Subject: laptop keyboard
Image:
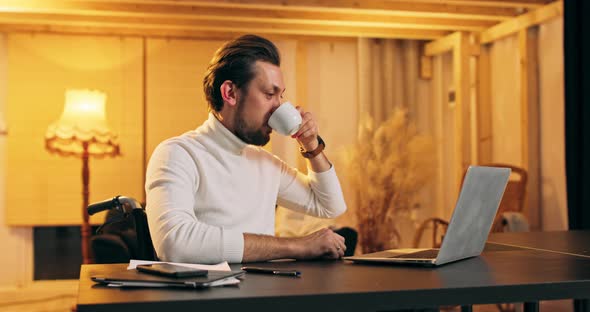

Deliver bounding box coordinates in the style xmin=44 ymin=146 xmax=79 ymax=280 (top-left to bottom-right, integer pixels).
xmin=390 ymin=249 xmax=439 ymax=259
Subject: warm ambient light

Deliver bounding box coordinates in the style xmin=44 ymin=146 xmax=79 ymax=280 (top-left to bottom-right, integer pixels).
xmin=45 ymin=89 xmax=120 ymax=264
xmin=45 ymin=89 xmax=119 ymax=156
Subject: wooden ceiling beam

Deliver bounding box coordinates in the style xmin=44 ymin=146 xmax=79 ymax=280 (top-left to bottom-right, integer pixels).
xmin=480 ymin=0 xmax=562 ymax=43
xmin=178 ymin=0 xmax=520 ymax=19
xmin=35 ymin=6 xmax=497 ymax=31
xmin=402 ymin=0 xmax=551 ymax=9
xmin=0 ymin=14 xmax=449 ymax=40
xmin=0 ymin=0 xmax=562 ymax=40
xmin=0 ymin=21 xmax=360 ymax=42
xmin=424 ymin=31 xmax=461 ymax=55
xmin=0 ymin=0 xmax=521 ymax=21
xmin=0 ymin=8 xmax=495 ymax=32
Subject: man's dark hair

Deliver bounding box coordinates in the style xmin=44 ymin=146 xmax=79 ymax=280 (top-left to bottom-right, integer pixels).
xmin=203 ymin=34 xmax=281 ymax=112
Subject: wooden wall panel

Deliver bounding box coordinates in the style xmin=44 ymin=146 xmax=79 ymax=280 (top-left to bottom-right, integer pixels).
xmin=417 ymin=49 xmax=457 ymax=231
xmin=538 ymin=17 xmax=567 ymax=230
xmin=431 ymin=55 xmax=445 ymax=220
xmin=440 ymin=52 xmax=458 ymax=220
xmin=269 ymin=39 xmax=300 ymax=236
xmin=519 ymin=27 xmax=542 ymax=230
xmin=145 ymin=39 xmax=222 ymax=163
xmin=0 ymin=34 xmax=32 ymax=287
xmin=484 ymin=17 xmax=564 ymax=231
xmin=269 ymin=39 xmax=299 ymax=170
xmin=453 ymin=32 xmax=472 ymax=192
xmin=489 ymin=34 xmax=521 ymax=165
xmin=5 ymin=34 xmax=144 ymax=225
xmin=477 ymin=45 xmax=493 ymax=165
xmin=402 ymin=40 xmax=438 ymax=243
xmin=277 ymin=39 xmax=358 ymax=237
xmin=313 ymin=40 xmax=358 ymax=233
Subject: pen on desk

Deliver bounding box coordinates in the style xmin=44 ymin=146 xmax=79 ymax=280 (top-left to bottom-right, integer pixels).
xmin=241 ymin=266 xmax=301 ymax=277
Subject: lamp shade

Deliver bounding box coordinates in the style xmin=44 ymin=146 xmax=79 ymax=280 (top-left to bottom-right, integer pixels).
xmin=45 ymin=89 xmax=120 ymax=157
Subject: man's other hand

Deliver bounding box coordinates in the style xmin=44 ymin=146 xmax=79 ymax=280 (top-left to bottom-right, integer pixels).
xmin=293 ymin=228 xmax=346 ymax=259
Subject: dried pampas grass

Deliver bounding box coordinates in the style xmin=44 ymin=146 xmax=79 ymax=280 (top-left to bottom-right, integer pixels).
xmin=344 ymin=108 xmax=435 ymax=253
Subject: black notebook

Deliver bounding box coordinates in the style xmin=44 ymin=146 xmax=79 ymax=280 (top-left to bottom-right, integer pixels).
xmin=92 ymin=269 xmax=244 ymax=289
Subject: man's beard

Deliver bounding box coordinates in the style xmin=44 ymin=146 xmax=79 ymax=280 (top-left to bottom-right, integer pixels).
xmin=233 ymin=97 xmax=271 ymax=146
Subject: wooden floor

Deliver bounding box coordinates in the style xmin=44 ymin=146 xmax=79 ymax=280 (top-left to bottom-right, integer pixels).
xmin=0 ymin=280 xmax=78 ymax=312
xmin=0 ymin=280 xmax=573 ymax=312
xmin=455 ymin=302 xmax=573 ymax=312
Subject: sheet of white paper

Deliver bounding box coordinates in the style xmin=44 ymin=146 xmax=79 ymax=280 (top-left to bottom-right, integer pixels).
xmin=128 ymin=259 xmax=231 ymax=271
xmin=208 ymin=276 xmax=241 ymax=287
xmin=127 ymin=259 xmax=238 ymax=287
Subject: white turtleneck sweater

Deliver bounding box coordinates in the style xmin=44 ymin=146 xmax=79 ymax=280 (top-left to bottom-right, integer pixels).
xmin=145 ymin=114 xmax=347 ymax=264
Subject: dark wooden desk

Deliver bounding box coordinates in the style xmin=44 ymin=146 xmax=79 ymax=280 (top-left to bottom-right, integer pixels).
xmin=489 ymin=230 xmax=590 ymax=257
xmin=488 ymin=230 xmax=590 ymax=312
xmin=77 ymin=248 xmax=590 ymax=312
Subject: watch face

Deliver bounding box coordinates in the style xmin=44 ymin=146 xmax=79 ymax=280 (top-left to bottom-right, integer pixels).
xmin=317 ymin=135 xmax=324 ymax=145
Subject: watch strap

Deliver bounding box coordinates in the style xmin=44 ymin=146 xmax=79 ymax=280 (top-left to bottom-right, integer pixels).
xmin=300 ymin=135 xmax=325 ymax=159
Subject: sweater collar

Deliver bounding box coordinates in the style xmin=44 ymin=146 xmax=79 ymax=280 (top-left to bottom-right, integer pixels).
xmin=207 ymin=113 xmax=248 ymax=155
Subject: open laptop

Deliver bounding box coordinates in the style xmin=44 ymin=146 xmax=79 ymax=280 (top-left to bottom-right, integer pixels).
xmin=344 ymin=166 xmax=510 ymax=266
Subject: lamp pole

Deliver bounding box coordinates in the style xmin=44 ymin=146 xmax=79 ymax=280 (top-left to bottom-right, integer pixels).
xmin=81 ymin=141 xmax=91 ymax=264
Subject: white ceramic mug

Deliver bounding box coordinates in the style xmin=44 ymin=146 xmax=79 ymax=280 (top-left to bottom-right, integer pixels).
xmin=268 ymin=102 xmax=302 ymax=136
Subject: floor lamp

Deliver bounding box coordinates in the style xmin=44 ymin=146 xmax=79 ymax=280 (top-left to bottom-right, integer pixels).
xmin=45 ymin=89 xmax=120 ymax=264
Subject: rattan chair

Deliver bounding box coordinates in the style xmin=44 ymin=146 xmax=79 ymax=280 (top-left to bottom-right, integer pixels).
xmin=461 ymin=164 xmax=528 ymax=233
xmin=412 ymin=217 xmax=449 ymax=248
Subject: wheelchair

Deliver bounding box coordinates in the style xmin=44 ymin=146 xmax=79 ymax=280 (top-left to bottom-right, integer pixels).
xmin=88 ymin=196 xmax=157 ymax=263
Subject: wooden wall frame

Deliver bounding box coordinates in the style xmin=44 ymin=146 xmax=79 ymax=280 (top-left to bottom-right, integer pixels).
xmin=422 ymin=1 xmax=561 ymax=201
xmin=423 ymin=31 xmax=480 ymax=196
